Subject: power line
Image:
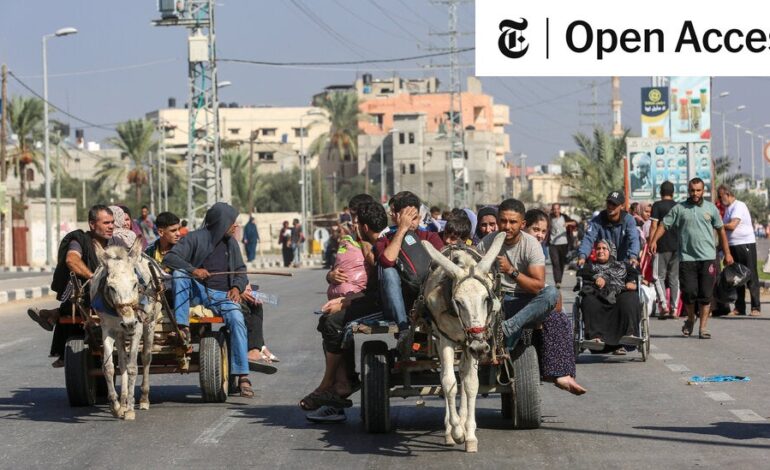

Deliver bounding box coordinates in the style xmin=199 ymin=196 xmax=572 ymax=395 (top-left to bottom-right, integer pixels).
xmin=287 ymin=0 xmax=375 ymax=60
xmin=15 ymin=58 xmax=180 ymax=79
xmin=218 ymin=48 xmax=473 ymax=67
xmin=7 ymin=71 xmax=117 ymax=131
xmin=330 ymin=0 xmax=410 ymax=41
xmin=510 ymin=80 xmax=610 ymax=111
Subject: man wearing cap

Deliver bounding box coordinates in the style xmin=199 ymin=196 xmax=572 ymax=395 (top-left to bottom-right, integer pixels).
xmin=577 ymin=191 xmax=641 ymax=267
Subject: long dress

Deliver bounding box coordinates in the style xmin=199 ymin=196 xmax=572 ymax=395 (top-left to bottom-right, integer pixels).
xmin=579 ymin=261 xmax=641 ymax=345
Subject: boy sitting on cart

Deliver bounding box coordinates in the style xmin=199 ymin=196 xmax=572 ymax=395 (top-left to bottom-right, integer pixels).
xmin=163 ymin=203 xmax=254 ymax=398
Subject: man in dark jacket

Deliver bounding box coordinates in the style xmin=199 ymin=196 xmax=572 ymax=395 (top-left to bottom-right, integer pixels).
xmin=578 ymin=191 xmax=641 ymax=267
xmin=242 ymin=216 xmax=259 ymax=262
xmin=27 ymin=205 xmax=114 ymax=367
xmin=164 ymin=202 xmax=253 ymax=397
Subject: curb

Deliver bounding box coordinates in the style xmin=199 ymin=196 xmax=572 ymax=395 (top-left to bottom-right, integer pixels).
xmin=246 ymin=258 xmax=323 ymax=270
xmin=0 ymin=285 xmax=53 ymax=303
xmin=0 ymin=266 xmax=54 ymax=273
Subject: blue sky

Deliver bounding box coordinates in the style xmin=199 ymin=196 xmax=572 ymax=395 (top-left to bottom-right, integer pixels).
xmin=2 ymin=1 xmax=768 ymax=169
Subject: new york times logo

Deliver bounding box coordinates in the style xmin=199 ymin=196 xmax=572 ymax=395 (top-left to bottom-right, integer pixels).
xmin=498 ymin=18 xmax=529 ymax=59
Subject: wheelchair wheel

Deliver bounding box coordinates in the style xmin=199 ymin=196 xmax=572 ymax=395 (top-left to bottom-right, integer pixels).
xmin=572 ymin=301 xmax=583 ymax=357
xmin=640 ymin=316 xmax=650 ymax=362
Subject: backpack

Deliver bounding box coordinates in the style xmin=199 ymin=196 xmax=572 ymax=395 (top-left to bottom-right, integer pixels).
xmin=395 ymin=230 xmax=433 ymax=294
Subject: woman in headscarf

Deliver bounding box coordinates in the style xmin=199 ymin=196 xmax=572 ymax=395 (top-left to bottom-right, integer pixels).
xmin=633 ymin=201 xmax=652 ymax=242
xmin=108 ymin=205 xmax=138 ymax=250
xmin=578 ymin=239 xmax=642 ymax=354
xmin=475 ymin=205 xmax=498 ymax=243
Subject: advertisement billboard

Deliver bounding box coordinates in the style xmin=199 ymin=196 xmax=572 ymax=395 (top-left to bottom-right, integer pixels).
xmin=641 ymin=87 xmax=669 ymax=139
xmin=669 ymin=77 xmax=711 ymax=142
xmin=627 ymin=138 xmax=713 ymax=201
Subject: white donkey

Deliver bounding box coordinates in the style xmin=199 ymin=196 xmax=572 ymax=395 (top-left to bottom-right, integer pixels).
xmin=421 ymin=233 xmax=506 ymax=453
xmin=91 ymin=242 xmax=163 ymax=420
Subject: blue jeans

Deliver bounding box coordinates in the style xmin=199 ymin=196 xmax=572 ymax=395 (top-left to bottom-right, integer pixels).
xmin=172 ymin=270 xmax=248 ymax=375
xmin=502 ymin=285 xmax=559 ymax=351
xmin=292 ymin=244 xmax=301 ymax=266
xmin=379 ymin=267 xmax=410 ymax=331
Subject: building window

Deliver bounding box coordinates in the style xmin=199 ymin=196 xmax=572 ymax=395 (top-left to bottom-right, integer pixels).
xmin=293 ymin=127 xmax=308 ymax=138
xmin=409 ymin=163 xmax=416 ymax=174
xmin=257 ymin=152 xmax=274 ymax=161
xmin=229 ymin=128 xmax=240 ymax=135
xmin=399 ymin=133 xmax=405 ymax=145
xmin=372 ymin=114 xmax=384 ymax=129
xmin=25 ymin=168 xmax=35 ymax=182
xmin=401 ymin=163 xmax=406 ymax=175
xmin=475 ymin=182 xmax=483 ymax=191
xmin=262 ymin=128 xmax=277 ymax=137
xmin=409 ymin=133 xmax=415 ymax=144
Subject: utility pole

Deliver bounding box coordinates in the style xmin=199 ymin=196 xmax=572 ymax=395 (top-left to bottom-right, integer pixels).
xmin=428 ymin=0 xmax=472 ymax=208
xmin=154 ymin=1 xmax=221 ymax=226
xmin=579 ymin=80 xmax=610 ymax=131
xmin=247 ymin=129 xmax=258 ymax=212
xmin=1 ymin=64 xmax=7 ymax=266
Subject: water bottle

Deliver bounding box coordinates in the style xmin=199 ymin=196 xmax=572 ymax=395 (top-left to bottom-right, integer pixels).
xmin=253 ymin=291 xmax=279 ymax=306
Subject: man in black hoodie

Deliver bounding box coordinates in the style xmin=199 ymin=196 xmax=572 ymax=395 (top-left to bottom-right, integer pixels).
xmin=164 ymin=203 xmax=253 ymax=397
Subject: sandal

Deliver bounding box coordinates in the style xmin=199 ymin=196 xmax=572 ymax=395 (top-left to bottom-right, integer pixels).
xmin=699 ymin=330 xmax=711 ymax=339
xmin=750 ymin=310 xmax=761 ymax=317
xmin=682 ymin=319 xmax=694 ymax=337
xmin=238 ymin=377 xmax=254 ymax=398
xmin=299 ymin=390 xmax=352 ymax=411
xmin=261 ymin=346 xmax=279 ymax=362
xmin=51 ymin=357 xmax=64 ymax=368
xmin=27 ymin=308 xmax=55 ymax=331
xmin=248 ymin=356 xmax=277 ymax=374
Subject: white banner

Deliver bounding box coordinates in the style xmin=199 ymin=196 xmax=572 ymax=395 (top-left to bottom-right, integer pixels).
xmin=476 ymin=0 xmax=770 ymax=76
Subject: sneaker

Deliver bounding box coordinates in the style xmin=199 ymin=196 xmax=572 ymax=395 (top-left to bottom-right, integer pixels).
xmin=306 ymin=406 xmax=346 ymax=423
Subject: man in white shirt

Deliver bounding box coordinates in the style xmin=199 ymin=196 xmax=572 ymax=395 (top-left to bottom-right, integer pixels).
xmin=718 ymin=184 xmax=760 ymax=316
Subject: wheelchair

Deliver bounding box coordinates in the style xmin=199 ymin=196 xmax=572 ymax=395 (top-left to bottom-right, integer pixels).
xmin=572 ymin=274 xmax=651 ymax=362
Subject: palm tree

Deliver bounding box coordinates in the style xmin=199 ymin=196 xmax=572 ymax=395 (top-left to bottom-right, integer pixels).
xmin=308 ymin=91 xmax=363 ymax=211
xmin=222 ymin=149 xmax=257 ymax=212
xmin=7 ymin=96 xmax=45 ymax=205
xmin=96 ymin=119 xmax=157 ymax=207
xmin=561 ymin=127 xmax=630 ymax=213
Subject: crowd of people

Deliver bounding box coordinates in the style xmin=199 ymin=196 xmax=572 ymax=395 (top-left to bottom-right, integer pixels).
xmin=27 ymin=175 xmax=759 ymax=421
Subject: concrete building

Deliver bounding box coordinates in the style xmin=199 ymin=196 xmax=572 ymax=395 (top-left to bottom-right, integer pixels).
xmin=146 ymin=106 xmax=330 ymax=175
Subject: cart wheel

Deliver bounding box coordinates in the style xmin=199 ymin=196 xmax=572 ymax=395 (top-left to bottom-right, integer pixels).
xmin=361 ymin=340 xmax=390 ymax=433
xmin=508 ymin=344 xmax=541 ymax=429
xmin=199 ymin=330 xmax=229 ymax=403
xmin=572 ymin=303 xmax=583 ymax=358
xmin=640 ymin=316 xmax=650 ymax=362
xmin=65 ymin=337 xmax=96 ymax=407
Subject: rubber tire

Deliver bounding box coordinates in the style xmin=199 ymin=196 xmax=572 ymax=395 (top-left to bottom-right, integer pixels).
xmin=64 ymin=337 xmax=96 ymax=407
xmin=361 ymin=340 xmax=390 ymax=433
xmin=509 ymin=344 xmax=541 ymax=429
xmin=640 ymin=316 xmax=650 ymax=362
xmin=572 ymin=302 xmax=582 ymax=358
xmin=199 ymin=330 xmax=229 ymax=403
xmin=501 ymin=392 xmax=512 ymax=419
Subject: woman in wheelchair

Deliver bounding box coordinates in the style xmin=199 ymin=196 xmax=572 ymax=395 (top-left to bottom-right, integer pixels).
xmin=579 ymin=239 xmax=642 ymax=355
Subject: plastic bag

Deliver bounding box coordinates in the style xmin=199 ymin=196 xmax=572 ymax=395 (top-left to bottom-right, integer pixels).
xmin=722 ymin=263 xmax=751 ymax=287
xmin=327 ymin=236 xmax=368 ymax=300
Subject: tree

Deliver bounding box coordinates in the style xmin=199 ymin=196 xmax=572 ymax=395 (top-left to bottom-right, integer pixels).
xmin=7 ymin=96 xmax=44 ymax=206
xmin=561 ymin=127 xmax=630 ymax=213
xmin=96 ymin=119 xmax=157 ymax=207
xmin=308 ymin=91 xmax=364 ymax=211
xmin=223 ymin=149 xmax=257 ymax=213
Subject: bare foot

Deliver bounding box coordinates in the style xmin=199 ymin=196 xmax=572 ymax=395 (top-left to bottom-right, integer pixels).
xmin=247 ymin=349 xmax=266 ymax=362
xmin=554 ymin=376 xmax=587 ymax=395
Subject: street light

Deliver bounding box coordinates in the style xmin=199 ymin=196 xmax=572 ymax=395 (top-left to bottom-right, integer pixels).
xmin=43 ymin=26 xmax=77 ymax=266
xmin=714 ymin=104 xmax=746 ymax=159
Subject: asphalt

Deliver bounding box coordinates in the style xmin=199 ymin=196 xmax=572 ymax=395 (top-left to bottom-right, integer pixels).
xmin=0 ymin=267 xmax=768 ymax=469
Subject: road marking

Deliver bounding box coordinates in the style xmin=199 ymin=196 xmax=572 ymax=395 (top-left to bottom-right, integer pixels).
xmin=730 ymin=409 xmax=766 ymax=422
xmin=0 ymin=337 xmax=31 ymax=351
xmin=666 ymin=363 xmax=690 ymax=372
xmin=652 ymin=353 xmax=672 ymax=361
xmin=705 ymin=391 xmax=734 ymax=402
xmin=194 ymin=412 xmax=239 ymax=445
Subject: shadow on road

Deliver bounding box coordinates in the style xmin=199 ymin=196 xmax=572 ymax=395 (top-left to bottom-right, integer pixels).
xmin=0 ymin=385 xmax=212 ymax=423
xmin=636 ymin=422 xmax=770 ymax=441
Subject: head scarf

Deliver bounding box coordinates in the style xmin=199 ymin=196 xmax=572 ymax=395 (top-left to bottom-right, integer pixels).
xmin=586 ymin=239 xmax=626 ymax=303
xmin=462 ymin=208 xmax=477 ymax=237
xmin=475 ymin=206 xmax=498 ymax=239
xmin=108 ymin=205 xmax=138 ymax=250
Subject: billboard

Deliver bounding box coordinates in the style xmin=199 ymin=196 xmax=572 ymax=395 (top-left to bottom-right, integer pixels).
xmin=627 ymin=138 xmax=713 ymax=201
xmin=641 ymin=87 xmax=669 ymax=139
xmin=669 ymin=77 xmax=711 ymax=142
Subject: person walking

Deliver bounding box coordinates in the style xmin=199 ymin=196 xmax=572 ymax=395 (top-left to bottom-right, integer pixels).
xmin=578 ymin=191 xmax=641 ymax=267
xmin=648 ymin=181 xmax=679 ymax=319
xmin=547 ymin=203 xmax=576 ymax=289
xmin=650 ymin=178 xmax=734 ymax=339
xmin=243 ymin=216 xmax=260 ymax=263
xmin=291 ymin=218 xmax=304 ymax=267
xmin=279 ymin=221 xmax=293 ymax=267
xmin=718 ymin=184 xmax=761 ymax=316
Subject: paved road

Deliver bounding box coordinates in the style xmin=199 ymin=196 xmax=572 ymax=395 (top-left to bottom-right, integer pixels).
xmin=0 ymin=268 xmax=769 ymax=469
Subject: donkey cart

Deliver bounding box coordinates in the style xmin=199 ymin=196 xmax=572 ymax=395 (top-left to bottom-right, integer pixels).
xmin=62 ymin=312 xmax=231 ymax=407
xmin=352 ymin=320 xmax=541 ymax=434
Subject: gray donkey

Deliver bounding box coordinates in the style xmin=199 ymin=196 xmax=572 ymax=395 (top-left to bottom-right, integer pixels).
xmin=91 ymin=242 xmax=163 ymax=420
xmin=421 ymin=232 xmax=505 ymax=453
